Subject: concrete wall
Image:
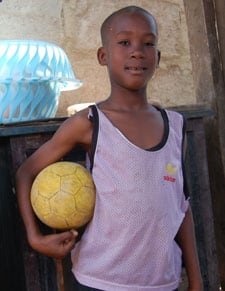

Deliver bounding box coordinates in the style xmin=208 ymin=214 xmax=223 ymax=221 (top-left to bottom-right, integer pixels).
xmin=0 ymin=0 xmax=196 ymax=116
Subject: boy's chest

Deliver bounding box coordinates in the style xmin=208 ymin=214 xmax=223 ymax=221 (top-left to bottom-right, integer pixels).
xmin=109 ymin=111 xmax=165 ymax=150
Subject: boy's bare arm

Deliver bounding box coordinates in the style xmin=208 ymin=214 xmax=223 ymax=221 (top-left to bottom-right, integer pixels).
xmin=175 ymin=206 xmax=203 ymax=291
xmin=15 ymin=110 xmax=92 ymax=259
xmin=15 ymin=138 xmax=79 ymax=259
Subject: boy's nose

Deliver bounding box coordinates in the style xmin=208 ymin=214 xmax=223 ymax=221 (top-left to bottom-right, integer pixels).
xmin=131 ymin=51 xmax=144 ymax=59
xmin=130 ymin=45 xmax=144 ymax=59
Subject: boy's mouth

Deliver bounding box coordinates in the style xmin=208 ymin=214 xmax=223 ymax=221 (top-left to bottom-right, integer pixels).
xmin=125 ymin=66 xmax=147 ymax=72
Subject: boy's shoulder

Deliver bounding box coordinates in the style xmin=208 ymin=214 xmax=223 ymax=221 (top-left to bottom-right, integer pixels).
xmin=68 ymin=106 xmax=92 ymax=124
xmin=58 ymin=106 xmax=94 ymax=147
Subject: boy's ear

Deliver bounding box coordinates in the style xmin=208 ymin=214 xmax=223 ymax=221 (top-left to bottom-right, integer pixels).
xmin=97 ymin=47 xmax=107 ymax=66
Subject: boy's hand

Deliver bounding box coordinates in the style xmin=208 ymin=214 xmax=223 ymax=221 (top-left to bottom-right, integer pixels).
xmin=29 ymin=229 xmax=78 ymax=259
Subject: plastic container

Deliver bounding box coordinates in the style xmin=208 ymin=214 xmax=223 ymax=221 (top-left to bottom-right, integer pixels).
xmin=0 ymin=40 xmax=82 ymax=123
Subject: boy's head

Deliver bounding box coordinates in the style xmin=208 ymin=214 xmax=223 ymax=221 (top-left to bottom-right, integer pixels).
xmin=98 ymin=6 xmax=160 ymax=91
xmin=100 ymin=6 xmax=158 ymax=47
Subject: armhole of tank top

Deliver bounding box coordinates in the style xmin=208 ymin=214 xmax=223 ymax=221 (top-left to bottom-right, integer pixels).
xmin=88 ymin=105 xmax=99 ymax=173
xmin=181 ymin=116 xmax=190 ymax=200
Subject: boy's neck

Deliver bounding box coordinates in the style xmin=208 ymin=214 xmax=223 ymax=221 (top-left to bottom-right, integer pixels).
xmin=107 ymin=87 xmax=149 ymax=111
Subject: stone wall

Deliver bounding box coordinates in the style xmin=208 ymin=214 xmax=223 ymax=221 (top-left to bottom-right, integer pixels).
xmin=0 ymin=0 xmax=196 ymax=116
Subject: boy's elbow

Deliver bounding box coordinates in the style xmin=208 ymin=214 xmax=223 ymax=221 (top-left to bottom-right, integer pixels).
xmin=15 ymin=162 xmax=33 ymax=190
xmin=15 ymin=163 xmax=26 ymax=183
xmin=15 ymin=165 xmax=25 ymax=193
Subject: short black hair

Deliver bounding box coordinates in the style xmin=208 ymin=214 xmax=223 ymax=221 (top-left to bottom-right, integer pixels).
xmin=100 ymin=6 xmax=157 ymax=45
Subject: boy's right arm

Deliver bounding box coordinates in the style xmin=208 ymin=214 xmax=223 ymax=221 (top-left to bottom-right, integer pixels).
xmin=16 ymin=141 xmax=79 ymax=259
xmin=15 ymin=109 xmax=92 ymax=259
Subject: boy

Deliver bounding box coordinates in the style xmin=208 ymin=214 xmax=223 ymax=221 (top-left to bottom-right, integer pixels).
xmin=16 ymin=6 xmax=203 ymax=291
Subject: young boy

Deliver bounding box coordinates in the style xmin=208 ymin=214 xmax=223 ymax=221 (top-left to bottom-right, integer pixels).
xmin=16 ymin=6 xmax=203 ymax=291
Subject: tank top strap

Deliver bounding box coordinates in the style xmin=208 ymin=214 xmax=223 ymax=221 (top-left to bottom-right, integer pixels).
xmin=88 ymin=104 xmax=99 ymax=172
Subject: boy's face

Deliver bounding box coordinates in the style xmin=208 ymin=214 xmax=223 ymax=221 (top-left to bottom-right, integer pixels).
xmin=98 ymin=11 xmax=160 ymax=91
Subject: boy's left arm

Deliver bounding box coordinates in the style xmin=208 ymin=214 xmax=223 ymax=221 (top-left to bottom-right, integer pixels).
xmin=176 ymin=206 xmax=203 ymax=291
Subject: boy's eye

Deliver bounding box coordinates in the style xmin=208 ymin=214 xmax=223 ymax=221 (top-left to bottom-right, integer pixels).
xmin=117 ymin=40 xmax=156 ymax=47
xmin=144 ymin=42 xmax=155 ymax=47
xmin=118 ymin=40 xmax=129 ymax=46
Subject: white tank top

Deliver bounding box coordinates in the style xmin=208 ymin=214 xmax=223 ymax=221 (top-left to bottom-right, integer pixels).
xmin=71 ymin=106 xmax=189 ymax=291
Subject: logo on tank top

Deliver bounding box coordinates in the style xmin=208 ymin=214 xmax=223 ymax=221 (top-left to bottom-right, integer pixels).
xmin=164 ymin=163 xmax=177 ymax=182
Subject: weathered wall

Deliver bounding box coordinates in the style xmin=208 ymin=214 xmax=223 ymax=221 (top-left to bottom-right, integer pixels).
xmin=0 ymin=0 xmax=196 ymax=116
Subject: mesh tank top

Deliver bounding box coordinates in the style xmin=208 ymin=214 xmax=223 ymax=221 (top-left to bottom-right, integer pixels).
xmin=71 ymin=105 xmax=189 ymax=291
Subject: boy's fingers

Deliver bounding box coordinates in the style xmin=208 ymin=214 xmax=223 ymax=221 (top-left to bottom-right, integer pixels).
xmin=57 ymin=230 xmax=78 ymax=244
xmin=70 ymin=229 xmax=78 ymax=237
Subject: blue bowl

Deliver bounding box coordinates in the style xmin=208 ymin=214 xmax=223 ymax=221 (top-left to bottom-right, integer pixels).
xmin=0 ymin=40 xmax=82 ymax=123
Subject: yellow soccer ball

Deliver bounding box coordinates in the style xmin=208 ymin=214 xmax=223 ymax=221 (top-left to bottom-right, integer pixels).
xmin=31 ymin=161 xmax=96 ymax=230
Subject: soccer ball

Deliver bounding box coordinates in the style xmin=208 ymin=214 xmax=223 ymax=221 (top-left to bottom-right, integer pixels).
xmin=30 ymin=161 xmax=96 ymax=230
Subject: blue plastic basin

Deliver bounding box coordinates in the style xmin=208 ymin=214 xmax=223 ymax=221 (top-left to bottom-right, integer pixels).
xmin=0 ymin=40 xmax=82 ymax=123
